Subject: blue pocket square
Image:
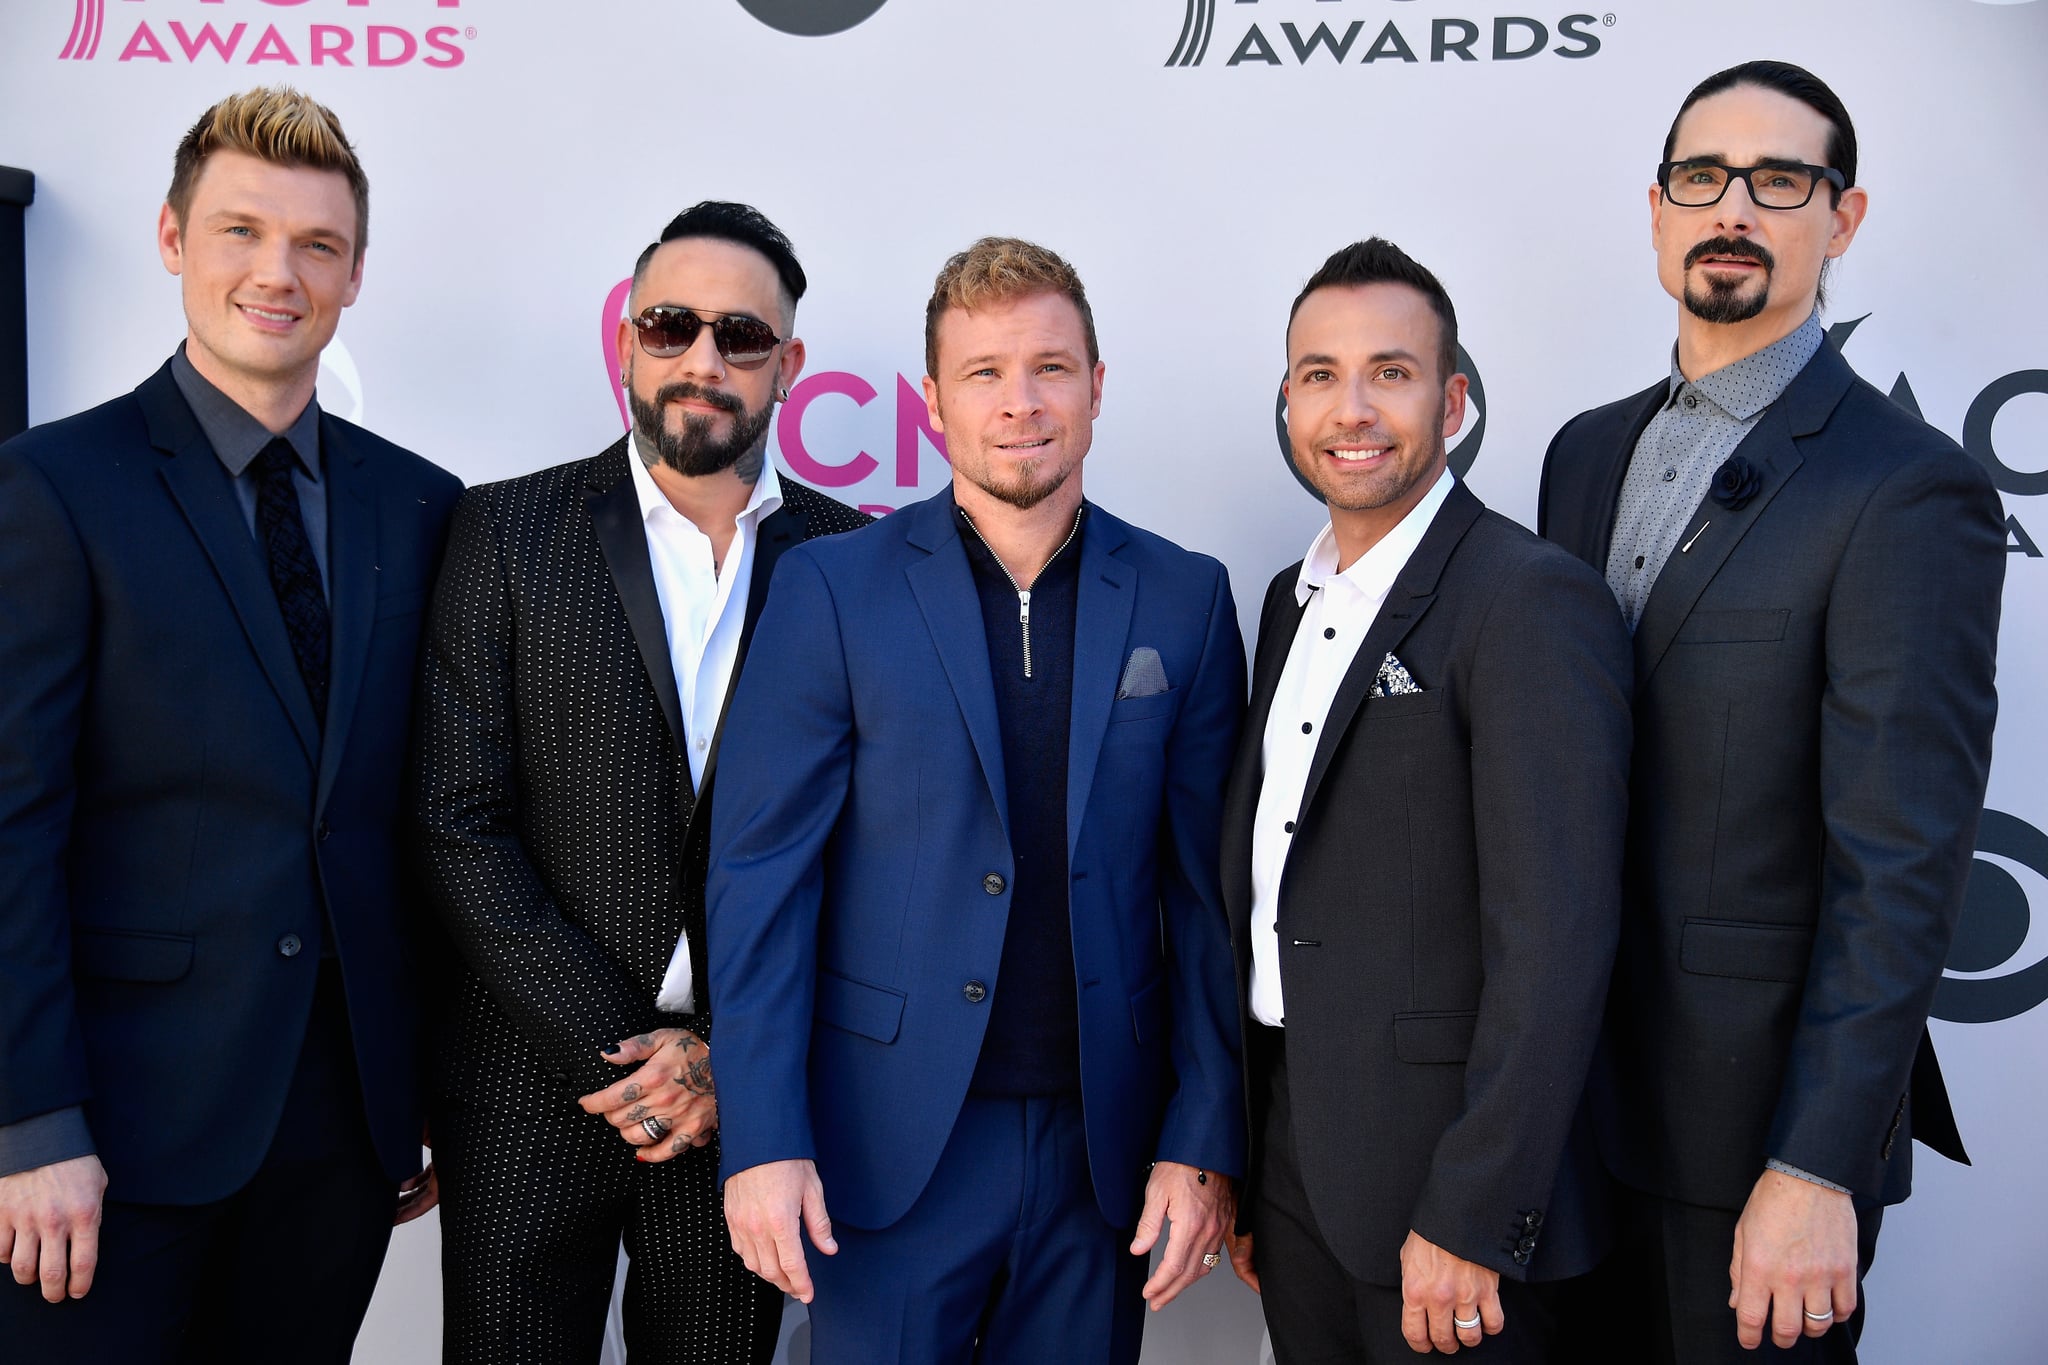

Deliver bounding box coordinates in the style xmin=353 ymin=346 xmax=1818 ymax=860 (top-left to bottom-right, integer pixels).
xmin=1372 ymin=652 xmax=1421 ymax=697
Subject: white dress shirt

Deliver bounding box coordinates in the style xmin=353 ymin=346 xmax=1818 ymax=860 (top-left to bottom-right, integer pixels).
xmin=642 ymin=444 xmax=782 ymax=1014
xmin=1249 ymin=468 xmax=1453 ymax=1027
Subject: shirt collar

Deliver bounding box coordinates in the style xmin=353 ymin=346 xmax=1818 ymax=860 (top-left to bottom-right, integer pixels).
xmin=170 ymin=343 xmax=322 ymax=480
xmin=1664 ymin=312 xmax=1825 ymax=421
xmin=1294 ymin=466 xmax=1454 ymax=607
xmin=626 ymin=432 xmax=784 ymax=530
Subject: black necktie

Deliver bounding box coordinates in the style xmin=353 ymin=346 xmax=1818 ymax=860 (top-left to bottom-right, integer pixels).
xmin=251 ymin=438 xmax=330 ymax=723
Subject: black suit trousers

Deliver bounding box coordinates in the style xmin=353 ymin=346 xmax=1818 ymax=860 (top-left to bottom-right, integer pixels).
xmin=433 ymin=1063 xmax=782 ymax=1365
xmin=0 ymin=963 xmax=394 ymax=1361
xmin=1247 ymin=1031 xmax=1561 ymax=1365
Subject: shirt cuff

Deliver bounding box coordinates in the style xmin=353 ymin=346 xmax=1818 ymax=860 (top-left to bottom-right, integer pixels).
xmin=1766 ymin=1157 xmax=1850 ymax=1195
xmin=0 ymin=1107 xmax=95 ymax=1179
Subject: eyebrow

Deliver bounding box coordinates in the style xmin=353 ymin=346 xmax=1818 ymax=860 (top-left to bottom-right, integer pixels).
xmin=1673 ymin=152 xmax=1821 ymax=168
xmin=957 ymin=348 xmax=1082 ymax=370
xmin=1292 ymin=348 xmax=1423 ymax=371
xmin=203 ymin=208 xmax=352 ymax=245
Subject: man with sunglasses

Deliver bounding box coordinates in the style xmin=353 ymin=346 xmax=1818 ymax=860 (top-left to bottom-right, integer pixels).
xmin=414 ymin=201 xmax=867 ymax=1363
xmin=1539 ymin=61 xmax=2004 ymax=1363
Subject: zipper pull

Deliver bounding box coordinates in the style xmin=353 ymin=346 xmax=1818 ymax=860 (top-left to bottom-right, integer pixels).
xmin=1018 ymin=589 xmax=1032 ymax=679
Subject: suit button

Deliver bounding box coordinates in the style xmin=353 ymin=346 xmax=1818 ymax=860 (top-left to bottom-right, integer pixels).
xmin=1526 ymin=1211 xmax=1544 ymax=1229
xmin=277 ymin=934 xmax=303 ymax=958
xmin=1512 ymin=1250 xmax=1531 ymax=1265
xmin=963 ymin=981 xmax=988 ymax=1003
xmin=1518 ymin=1235 xmax=1537 ymax=1252
xmin=316 ymin=821 xmax=331 ymax=841
xmin=982 ymin=873 xmax=1006 ymax=895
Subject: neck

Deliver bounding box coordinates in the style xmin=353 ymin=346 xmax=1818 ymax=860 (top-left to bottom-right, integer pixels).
xmin=1325 ymin=466 xmax=1443 ymax=574
xmin=954 ymin=478 xmax=1083 ymax=590
xmin=638 ymin=432 xmax=759 ymax=556
xmin=1674 ymin=301 xmax=1813 ymax=382
xmin=184 ymin=336 xmax=317 ymax=434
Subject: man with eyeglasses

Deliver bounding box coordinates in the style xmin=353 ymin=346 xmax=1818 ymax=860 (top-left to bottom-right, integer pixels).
xmin=414 ymin=201 xmax=867 ymax=1363
xmin=1539 ymin=60 xmax=2004 ymax=1363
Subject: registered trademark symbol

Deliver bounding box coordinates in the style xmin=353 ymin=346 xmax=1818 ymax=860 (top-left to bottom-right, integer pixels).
xmin=465 ymin=26 xmax=478 ymax=39
xmin=1603 ymin=12 xmax=1616 ymax=23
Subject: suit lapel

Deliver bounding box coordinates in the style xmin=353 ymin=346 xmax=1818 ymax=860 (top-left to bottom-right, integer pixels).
xmin=1295 ymin=482 xmax=1482 ymax=821
xmin=698 ymin=489 xmax=804 ymax=799
xmin=904 ymin=492 xmax=1011 ymax=844
xmin=1581 ymin=380 xmax=1666 ymax=571
xmin=1222 ymin=572 xmax=1307 ymax=932
xmin=315 ymin=418 xmax=376 ymax=808
xmin=145 ymin=366 xmax=320 ymax=764
xmin=1631 ymin=346 xmax=1851 ymax=686
xmin=1066 ymin=509 xmax=1135 ymax=858
xmin=585 ymin=440 xmax=687 ymax=753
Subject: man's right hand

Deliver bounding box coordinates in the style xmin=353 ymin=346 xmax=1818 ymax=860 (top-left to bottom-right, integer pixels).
xmin=723 ymin=1158 xmax=836 ymax=1304
xmin=1 ymin=1155 xmax=108 ymax=1303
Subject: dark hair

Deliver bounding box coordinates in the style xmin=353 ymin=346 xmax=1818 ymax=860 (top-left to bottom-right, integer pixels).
xmin=1288 ymin=238 xmax=1459 ymax=385
xmin=631 ymin=200 xmax=807 ymax=320
xmin=1663 ymin=60 xmax=1857 ymax=200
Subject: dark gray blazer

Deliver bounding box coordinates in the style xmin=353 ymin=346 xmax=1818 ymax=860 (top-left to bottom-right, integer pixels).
xmin=1539 ymin=339 xmax=2004 ymax=1212
xmin=1223 ymin=479 xmax=1634 ymax=1286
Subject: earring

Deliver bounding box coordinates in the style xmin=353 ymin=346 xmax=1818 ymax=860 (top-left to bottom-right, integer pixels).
xmin=620 ymin=373 xmax=630 ymax=388
xmin=778 ymin=386 xmax=790 ymax=401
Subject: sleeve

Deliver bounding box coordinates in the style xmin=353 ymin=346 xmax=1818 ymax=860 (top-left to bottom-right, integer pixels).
xmin=1149 ymin=561 xmax=1250 ymax=1179
xmin=411 ymin=486 xmax=661 ymax=1097
xmin=0 ymin=448 xmax=95 ymax=1142
xmin=1407 ymin=550 xmax=1635 ymax=1278
xmin=704 ymin=548 xmax=857 ymax=1183
xmin=1765 ymin=451 xmax=2005 ymax=1191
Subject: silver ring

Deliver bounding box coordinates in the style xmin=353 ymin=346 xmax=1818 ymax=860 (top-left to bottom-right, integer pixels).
xmin=1454 ymin=1312 xmax=1482 ymax=1331
xmin=1804 ymin=1308 xmax=1835 ymax=1323
xmin=1201 ymin=1252 xmax=1222 ymax=1268
xmin=641 ymin=1116 xmax=670 ymax=1142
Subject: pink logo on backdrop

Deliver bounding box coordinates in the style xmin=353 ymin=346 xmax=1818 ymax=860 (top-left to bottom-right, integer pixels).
xmin=603 ymin=278 xmax=947 ymax=517
xmin=58 ymin=0 xmax=475 ymax=69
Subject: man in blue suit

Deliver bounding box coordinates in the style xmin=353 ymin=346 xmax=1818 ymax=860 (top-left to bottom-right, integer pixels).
xmin=0 ymin=89 xmax=458 ymax=1358
xmin=709 ymin=237 xmax=1246 ymax=1363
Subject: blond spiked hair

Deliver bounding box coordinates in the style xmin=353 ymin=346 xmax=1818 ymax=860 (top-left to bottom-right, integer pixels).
xmin=166 ymin=87 xmax=369 ymax=263
xmin=924 ymin=237 xmax=1099 ymax=378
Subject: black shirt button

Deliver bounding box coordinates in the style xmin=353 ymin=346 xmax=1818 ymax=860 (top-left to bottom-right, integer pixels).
xmin=277 ymin=934 xmax=303 ymax=958
xmin=1635 ymin=555 xmax=1646 ymax=569
xmin=1301 ymin=722 xmax=1312 ymax=734
xmin=1283 ymin=821 xmax=1295 ymax=834
xmin=1683 ymin=393 xmax=1699 ymax=409
xmin=982 ymin=873 xmax=1006 ymax=895
xmin=963 ymin=981 xmax=988 ymax=1004
xmin=1662 ymin=468 xmax=1677 ymax=482
xmin=1323 ymin=627 xmax=1335 ymax=640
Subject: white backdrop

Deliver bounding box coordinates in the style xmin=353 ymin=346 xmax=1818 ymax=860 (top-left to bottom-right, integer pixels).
xmin=3 ymin=0 xmax=2044 ymax=1360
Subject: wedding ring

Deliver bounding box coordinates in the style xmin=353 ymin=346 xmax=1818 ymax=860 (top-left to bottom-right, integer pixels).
xmin=641 ymin=1116 xmax=670 ymax=1142
xmin=1804 ymin=1308 xmax=1835 ymax=1323
xmin=1454 ymin=1311 xmax=1482 ymax=1331
xmin=1201 ymin=1252 xmax=1222 ymax=1267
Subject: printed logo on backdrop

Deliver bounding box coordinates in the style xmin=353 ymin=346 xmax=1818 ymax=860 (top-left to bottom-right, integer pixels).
xmin=1165 ymin=0 xmax=1616 ymax=69
xmin=734 ymin=0 xmax=891 ymax=37
xmin=602 ymin=279 xmax=946 ymax=518
xmin=1934 ymin=811 xmax=2048 ymax=1023
xmin=1828 ymin=315 xmax=2047 ymax=558
xmin=1273 ymin=346 xmax=1486 ymax=501
xmin=58 ymin=0 xmax=475 ymax=69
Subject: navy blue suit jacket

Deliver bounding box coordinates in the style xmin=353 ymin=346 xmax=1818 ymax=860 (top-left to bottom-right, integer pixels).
xmin=707 ymin=487 xmax=1246 ymax=1231
xmin=0 ymin=360 xmax=460 ymax=1203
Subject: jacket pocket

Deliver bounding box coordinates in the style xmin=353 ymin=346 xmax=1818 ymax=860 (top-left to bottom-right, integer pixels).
xmin=1109 ymin=690 xmax=1177 ymax=724
xmin=815 ymin=970 xmax=907 ymax=1043
xmin=1393 ymin=1009 xmax=1477 ymax=1064
xmin=1362 ymin=691 xmax=1445 ymax=719
xmin=1676 ymin=609 xmax=1789 ymax=644
xmin=73 ymin=928 xmax=194 ymax=983
xmin=1680 ymin=918 xmax=1813 ymax=983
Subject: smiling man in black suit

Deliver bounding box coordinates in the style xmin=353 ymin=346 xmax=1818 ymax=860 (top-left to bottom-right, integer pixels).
xmin=1222 ymin=238 xmax=1633 ymax=1363
xmin=1539 ymin=60 xmax=2005 ymax=1362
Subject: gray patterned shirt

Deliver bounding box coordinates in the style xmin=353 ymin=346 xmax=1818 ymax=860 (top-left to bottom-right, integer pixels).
xmin=1604 ymin=315 xmax=1823 ymax=629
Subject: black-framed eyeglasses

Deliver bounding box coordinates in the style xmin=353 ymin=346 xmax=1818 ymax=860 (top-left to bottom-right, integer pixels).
xmin=632 ymin=305 xmax=783 ymax=368
xmin=1658 ymin=159 xmax=1846 ymax=211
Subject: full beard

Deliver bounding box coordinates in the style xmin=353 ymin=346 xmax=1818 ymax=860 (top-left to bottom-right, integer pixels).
xmin=630 ymin=382 xmax=773 ymax=479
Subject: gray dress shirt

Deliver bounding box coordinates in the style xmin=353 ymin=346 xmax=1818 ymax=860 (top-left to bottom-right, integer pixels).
xmin=1604 ymin=316 xmax=1823 ymax=630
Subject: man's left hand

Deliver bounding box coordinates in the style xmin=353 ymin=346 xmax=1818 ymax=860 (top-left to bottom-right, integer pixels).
xmin=1132 ymin=1161 xmax=1234 ymax=1311
xmin=1399 ymin=1229 xmax=1503 ymax=1354
xmin=577 ymin=1028 xmax=718 ymax=1163
xmin=393 ymin=1163 xmax=438 ymax=1226
xmin=1730 ymin=1168 xmax=1857 ymax=1350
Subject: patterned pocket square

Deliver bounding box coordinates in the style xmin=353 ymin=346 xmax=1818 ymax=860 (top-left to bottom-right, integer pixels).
xmin=1117 ymin=646 xmax=1169 ymax=699
xmin=1372 ymin=652 xmax=1421 ymax=697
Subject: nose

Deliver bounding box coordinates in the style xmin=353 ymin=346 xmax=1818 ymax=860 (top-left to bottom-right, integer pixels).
xmin=1714 ymin=175 xmax=1761 ymax=233
xmin=246 ymin=232 xmax=299 ymax=291
xmin=999 ymin=372 xmax=1045 ymax=420
xmin=672 ymin=322 xmax=729 ymax=383
xmin=1335 ymin=375 xmax=1380 ymax=428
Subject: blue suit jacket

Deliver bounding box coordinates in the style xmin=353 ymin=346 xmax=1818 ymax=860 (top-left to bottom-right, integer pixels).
xmin=707 ymin=487 xmax=1246 ymax=1231
xmin=0 ymin=360 xmax=460 ymax=1202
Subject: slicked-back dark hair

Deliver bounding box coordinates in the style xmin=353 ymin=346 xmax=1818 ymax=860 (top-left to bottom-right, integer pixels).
xmin=630 ymin=200 xmax=807 ymax=322
xmin=1288 ymin=238 xmax=1459 ymax=385
xmin=1662 ymin=60 xmax=1857 ymax=202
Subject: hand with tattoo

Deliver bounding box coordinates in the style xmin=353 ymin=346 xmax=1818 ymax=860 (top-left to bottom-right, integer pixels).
xmin=576 ymin=1028 xmax=718 ymax=1162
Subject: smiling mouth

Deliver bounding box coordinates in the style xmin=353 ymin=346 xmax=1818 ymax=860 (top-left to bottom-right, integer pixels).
xmin=997 ymin=438 xmax=1052 ymax=452
xmin=1325 ymin=445 xmax=1391 ymax=463
xmin=238 ymin=304 xmax=300 ymax=324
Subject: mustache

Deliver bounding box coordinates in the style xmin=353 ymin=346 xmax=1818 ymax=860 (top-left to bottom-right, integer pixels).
xmin=652 ymin=381 xmax=744 ymax=415
xmin=1320 ymin=427 xmax=1394 ymax=448
xmin=1685 ymin=236 xmax=1775 ymax=271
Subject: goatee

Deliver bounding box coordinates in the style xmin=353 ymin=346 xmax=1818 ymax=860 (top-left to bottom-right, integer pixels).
xmin=630 ymin=381 xmax=773 ymax=478
xmin=1682 ymin=236 xmax=1774 ymax=325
